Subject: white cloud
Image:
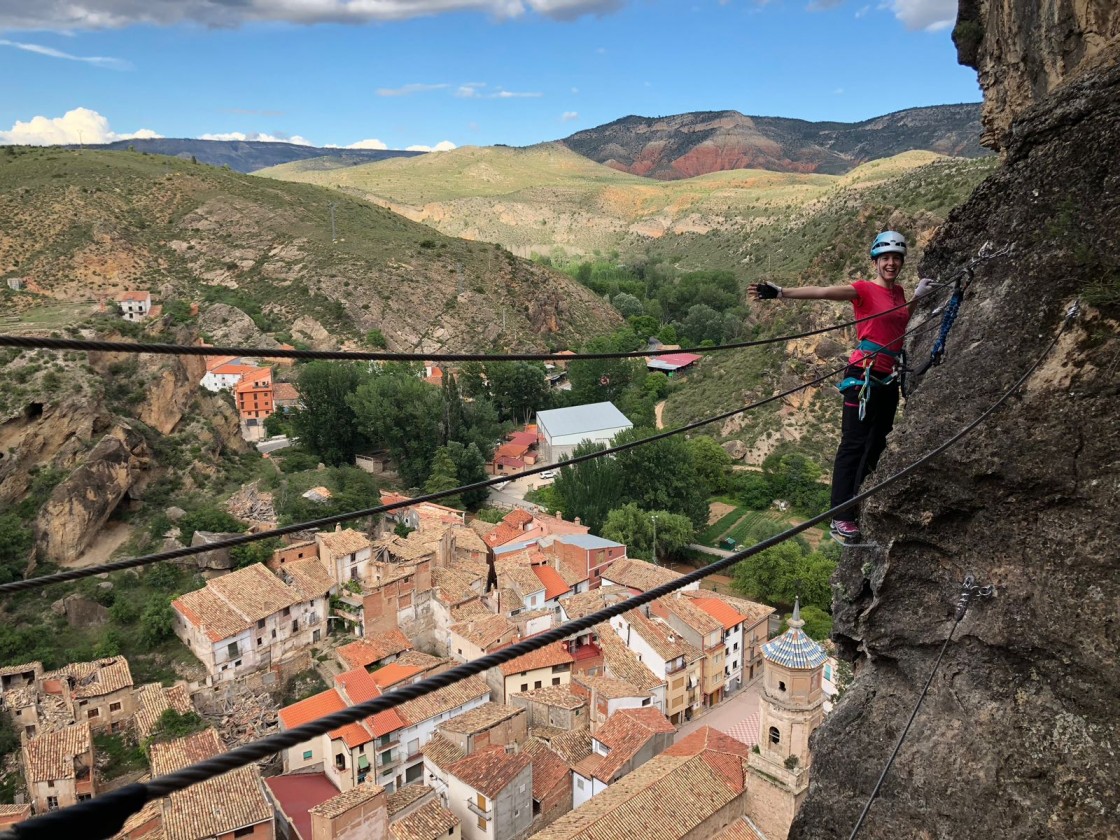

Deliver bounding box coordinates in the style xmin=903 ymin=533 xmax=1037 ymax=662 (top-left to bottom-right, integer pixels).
xmin=890 ymin=0 xmax=956 ymax=31
xmin=571 ymin=87 xmax=579 ymax=94
xmin=0 ymin=107 xmax=160 ymax=145
xmin=854 ymin=4 xmax=871 ymax=17
xmin=375 ymin=83 xmax=449 ymax=97
xmin=344 ymin=138 xmax=389 ymax=150
xmin=806 ymin=0 xmax=843 ymax=10
xmin=561 ymin=111 xmax=579 ymax=122
xmin=405 ymin=141 xmax=457 ymax=152
xmin=199 ymin=131 xmax=313 ymax=144
xmin=0 ymin=0 xmax=627 ymax=30
xmin=456 ymin=83 xmax=539 ymax=99
xmin=492 ymin=89 xmax=541 ymax=98
xmin=0 ymin=38 xmax=130 ymax=68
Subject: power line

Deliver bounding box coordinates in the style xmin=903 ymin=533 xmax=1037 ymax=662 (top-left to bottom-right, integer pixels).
xmin=2 ymin=304 xmax=1075 ymax=840
xmin=0 ymin=365 xmax=848 ymax=595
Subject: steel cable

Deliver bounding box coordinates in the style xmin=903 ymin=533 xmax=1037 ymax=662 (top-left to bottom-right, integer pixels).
xmin=2 ymin=302 xmax=1076 ymax=840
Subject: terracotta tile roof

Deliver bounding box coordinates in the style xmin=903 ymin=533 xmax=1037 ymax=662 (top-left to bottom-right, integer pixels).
xmin=134 ymin=683 xmax=193 ymax=742
xmin=561 ymin=585 xmax=629 ymax=620
xmin=682 ymin=590 xmax=774 ymax=626
xmin=499 ymin=641 xmax=573 ymax=676
xmin=508 ymin=431 xmax=537 ymax=447
xmin=211 ymin=362 xmax=260 ymax=378
xmin=713 ymin=817 xmax=769 ymax=839
xmin=687 ymin=596 xmax=751 ymax=630
xmin=448 ymin=747 xmax=531 ymax=798
xmin=335 ymin=668 xmax=381 ymax=704
xmin=44 ymin=657 xmax=133 ymax=698
xmin=530 ymin=752 xmax=741 ymax=840
xmin=437 ymin=702 xmax=522 ymax=736
xmin=597 ymin=628 xmax=664 ymax=692
xmin=0 ymin=662 xmax=41 ymax=679
xmin=375 ymin=534 xmax=437 ymax=563
xmin=601 ymin=558 xmax=684 ymax=593
xmin=329 ymin=670 xmax=406 ymax=740
xmin=397 ymin=676 xmax=489 ymax=726
xmin=283 ymin=556 xmax=334 ymax=599
xmin=502 ymin=508 xmax=534 ymax=528
xmin=496 ymin=442 xmax=530 ymax=460
xmin=149 ymin=727 xmax=223 ymax=775
xmin=23 ymin=723 xmax=90 ymax=782
xmin=385 ymin=783 xmax=431 ymax=817
xmin=625 ymin=610 xmax=702 ymax=663
xmin=389 ymin=798 xmax=460 ymax=840
xmin=656 ymin=594 xmax=724 ymax=636
xmin=273 ymin=382 xmax=300 ymax=401
xmin=533 ymin=728 xmax=591 ymax=767
xmin=421 ymin=733 xmax=466 ymax=771
xmin=371 ymin=663 xmax=424 ymax=689
xmin=449 ymin=614 xmax=516 ymax=651
xmin=111 ymin=797 xmax=161 ymax=838
xmin=532 ymin=565 xmax=570 ymax=601
xmin=393 ymin=651 xmax=446 ymax=672
xmin=524 ymin=740 xmax=570 ymax=802
xmin=511 ymin=686 xmax=584 ymax=711
xmin=278 ymin=688 xmax=346 ymax=730
xmin=204 ymin=354 xmax=239 ymax=372
xmin=572 ymin=674 xmax=649 ymax=701
xmin=450 ymin=600 xmax=490 ymax=621
xmin=435 ymin=567 xmax=481 ymax=605
xmin=449 ymin=525 xmax=488 ymax=554
xmin=484 ymin=523 xmax=523 ymax=548
xmin=117 ymin=291 xmax=150 ymax=302
xmin=317 ymin=528 xmax=372 ymax=555
xmin=337 ymin=629 xmax=414 ymax=670
xmin=234 ymin=367 xmax=272 ymax=393
xmin=310 ymin=782 xmax=384 ymax=819
xmin=664 ymin=726 xmax=752 ymax=795
xmin=499 ymin=565 xmax=546 ymax=599
xmin=173 ymin=563 xmax=305 ymax=642
xmin=590 ymin=708 xmax=674 ymax=782
xmin=331 ymin=721 xmax=374 ymax=749
xmin=555 ymin=555 xmax=590 ymax=586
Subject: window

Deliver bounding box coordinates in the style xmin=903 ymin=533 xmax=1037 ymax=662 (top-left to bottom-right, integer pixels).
xmin=109 ymin=702 xmax=121 ymax=713
xmin=478 ymin=816 xmax=487 ymax=831
xmin=405 ymin=763 xmax=422 ymax=783
xmin=521 ymin=683 xmax=528 ymax=692
xmin=46 ymin=797 xmax=58 ymax=811
xmin=234 ymin=827 xmax=254 ymax=838
xmin=335 ymin=754 xmax=346 ymax=769
xmin=552 ymin=677 xmax=561 ymax=686
xmin=272 ymin=629 xmax=277 ymax=639
xmin=576 ymin=778 xmax=584 ymax=790
xmin=235 ymin=660 xmax=242 ymax=667
xmin=227 ymin=642 xmax=239 ymax=659
xmin=257 ymin=638 xmax=263 ymax=647
xmin=407 ymin=738 xmax=419 ymax=756
xmin=534 ymin=680 xmax=542 ymax=689
xmin=313 ymin=629 xmax=321 ymax=643
xmin=283 ymin=607 xmax=291 ymax=617
xmin=292 ymin=620 xmax=299 ymax=633
xmin=769 ymin=726 xmax=781 ymax=745
xmin=87 ymin=708 xmax=100 ymax=719
xmin=257 ymin=619 xmax=266 ymax=630
xmin=779 ymin=680 xmax=786 ymax=692
xmin=303 ymin=750 xmax=313 ymax=760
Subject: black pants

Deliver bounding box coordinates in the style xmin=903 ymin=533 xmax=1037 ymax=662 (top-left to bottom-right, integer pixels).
xmin=830 ymin=365 xmax=900 ymax=520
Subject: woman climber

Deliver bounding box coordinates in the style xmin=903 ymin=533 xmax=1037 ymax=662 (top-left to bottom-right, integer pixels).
xmin=749 ymin=231 xmax=933 ymax=544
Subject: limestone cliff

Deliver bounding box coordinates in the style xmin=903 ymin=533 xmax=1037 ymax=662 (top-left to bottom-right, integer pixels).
xmin=791 ymin=11 xmax=1120 ymax=840
xmin=955 ymin=0 xmax=1120 ymax=150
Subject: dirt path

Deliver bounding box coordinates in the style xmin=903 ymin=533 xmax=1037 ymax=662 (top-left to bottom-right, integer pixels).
xmin=65 ymin=521 xmax=134 ymax=569
xmin=654 ymin=400 xmax=666 ymax=430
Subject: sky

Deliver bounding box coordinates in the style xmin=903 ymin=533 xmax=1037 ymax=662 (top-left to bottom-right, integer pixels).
xmin=0 ymin=0 xmax=978 ymax=151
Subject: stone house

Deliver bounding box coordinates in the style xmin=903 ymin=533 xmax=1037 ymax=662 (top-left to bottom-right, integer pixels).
xmin=316 ymin=527 xmax=374 ymax=586
xmin=508 ymin=687 xmax=586 ymax=732
xmin=682 ymin=590 xmax=776 ymax=690
xmin=569 ymin=674 xmax=651 ymax=734
xmin=522 ymin=741 xmax=570 ymax=833
xmin=569 ymin=707 xmax=674 ymax=809
xmin=608 ymin=609 xmax=703 ymax=726
xmin=492 ymin=643 xmax=573 ymax=704
xmin=171 ymin=561 xmax=329 ymax=682
xmin=446 ymin=747 xmax=533 ymax=840
xmin=448 ymin=615 xmax=518 ymax=663
xmin=22 ymin=722 xmax=95 ymax=813
xmin=3 ymin=658 xmax=135 ymax=737
xmin=115 ymin=290 xmax=152 ymax=321
xmin=436 ymin=703 xmax=527 ymax=756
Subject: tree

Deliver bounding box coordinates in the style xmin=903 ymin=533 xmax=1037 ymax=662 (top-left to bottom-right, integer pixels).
xmin=145 ymin=708 xmax=207 ymax=747
xmin=424 ymin=447 xmax=462 ymax=508
xmin=612 ymin=292 xmax=644 ymax=319
xmin=787 ymin=605 xmax=833 ymax=641
xmin=350 ymin=364 xmax=441 ymax=487
xmin=139 ymin=598 xmax=175 ymax=647
xmin=550 ymin=440 xmax=626 ymax=534
xmin=292 ymin=361 xmax=371 ymax=466
xmin=733 ymin=540 xmax=804 ymax=605
xmin=602 ymin=503 xmax=693 ymax=562
xmin=447 ymin=441 xmax=489 ymax=509
xmin=686 ymin=435 xmax=733 ymax=496
xmin=731 ymin=470 xmax=774 ymax=510
xmin=230 ymin=537 xmax=280 ymax=569
xmin=612 ymin=428 xmax=709 ymax=528
xmin=763 ymin=452 xmax=828 ymax=514
xmin=177 ymin=508 xmax=245 ymax=544
xmin=487 ymin=361 xmax=550 ymax=424
xmin=681 ymin=303 xmax=725 ymax=346
xmin=0 ymin=513 xmax=31 ymax=584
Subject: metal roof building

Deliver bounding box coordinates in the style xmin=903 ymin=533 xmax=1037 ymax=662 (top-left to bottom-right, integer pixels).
xmin=535 ymin=401 xmax=633 ymax=464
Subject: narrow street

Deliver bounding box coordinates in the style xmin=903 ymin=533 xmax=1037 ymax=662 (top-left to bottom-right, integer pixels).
xmin=675 ymin=680 xmax=762 ymax=747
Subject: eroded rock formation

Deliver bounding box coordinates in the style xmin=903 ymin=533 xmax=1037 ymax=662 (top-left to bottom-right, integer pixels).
xmin=791 ymin=7 xmax=1120 ymax=839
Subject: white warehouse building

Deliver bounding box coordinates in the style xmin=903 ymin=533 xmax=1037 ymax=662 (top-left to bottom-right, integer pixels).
xmin=535 ymin=401 xmax=633 ymax=463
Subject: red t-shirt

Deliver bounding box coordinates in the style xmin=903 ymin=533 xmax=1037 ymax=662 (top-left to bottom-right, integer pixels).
xmin=847 ymin=280 xmax=910 ymax=375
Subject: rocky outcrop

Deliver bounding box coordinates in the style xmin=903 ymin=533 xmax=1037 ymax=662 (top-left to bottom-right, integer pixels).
xmin=197 ymin=303 xmax=281 ymax=349
xmin=956 ymin=0 xmax=1120 ymax=150
xmin=33 ymin=425 xmax=152 ymax=564
xmin=790 ymin=41 xmax=1120 ymax=840
xmin=0 ymin=397 xmax=106 ymax=504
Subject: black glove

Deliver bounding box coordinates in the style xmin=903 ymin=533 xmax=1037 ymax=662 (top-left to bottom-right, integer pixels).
xmin=754 ymin=281 xmax=783 ymax=300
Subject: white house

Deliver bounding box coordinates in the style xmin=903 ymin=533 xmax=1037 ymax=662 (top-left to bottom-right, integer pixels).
xmin=535 ymin=402 xmax=632 ymax=464
xmin=316 ymin=527 xmax=374 ymax=585
xmin=200 ymin=359 xmax=262 ymax=393
xmin=115 ymin=291 xmax=152 ymax=321
xmin=172 ymin=560 xmax=330 ymax=682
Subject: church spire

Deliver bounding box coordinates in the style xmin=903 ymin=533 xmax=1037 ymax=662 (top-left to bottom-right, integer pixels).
xmin=789 ymin=596 xmax=804 ymax=630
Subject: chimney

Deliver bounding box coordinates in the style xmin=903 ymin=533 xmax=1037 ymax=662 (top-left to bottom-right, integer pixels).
xmin=573 ymin=516 xmax=581 ymax=526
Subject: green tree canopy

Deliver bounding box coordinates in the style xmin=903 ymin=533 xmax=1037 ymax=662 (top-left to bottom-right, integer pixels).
xmin=292 ymin=361 xmax=372 ymax=466
xmin=551 ymin=440 xmax=626 ymax=534
xmin=686 ymin=435 xmax=733 ymax=496
xmin=487 ymin=361 xmax=551 ymax=424
xmin=612 ymin=428 xmax=709 ymax=528
xmin=602 ymin=503 xmax=694 ymax=562
xmin=349 ymin=364 xmax=441 ymax=487
xmin=177 ymin=508 xmax=245 ymax=544
xmin=424 ymin=446 xmax=463 ymax=508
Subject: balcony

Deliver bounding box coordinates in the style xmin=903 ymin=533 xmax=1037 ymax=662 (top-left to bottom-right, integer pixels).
xmin=466 ymin=799 xmax=492 ymax=820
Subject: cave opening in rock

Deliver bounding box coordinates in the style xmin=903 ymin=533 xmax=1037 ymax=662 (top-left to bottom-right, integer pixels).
xmin=24 ymin=402 xmax=44 ymax=421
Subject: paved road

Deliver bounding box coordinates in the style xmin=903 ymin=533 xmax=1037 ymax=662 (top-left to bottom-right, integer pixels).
xmin=257 ymin=435 xmax=295 ymax=454
xmin=487 ymin=474 xmax=548 ymax=511
xmin=688 ymin=543 xmax=734 ymax=558
xmin=676 ymin=680 xmax=762 ymax=745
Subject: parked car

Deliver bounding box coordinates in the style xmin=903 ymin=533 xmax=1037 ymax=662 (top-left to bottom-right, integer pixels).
xmin=539 ymin=470 xmax=558 ymax=479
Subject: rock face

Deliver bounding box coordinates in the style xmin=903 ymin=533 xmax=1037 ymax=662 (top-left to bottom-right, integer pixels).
xmin=790 ymin=33 xmax=1120 ymax=840
xmin=562 ymin=106 xmax=989 ymax=179
xmin=956 ymin=0 xmax=1120 ymax=150
xmin=33 ymin=425 xmax=151 ymax=564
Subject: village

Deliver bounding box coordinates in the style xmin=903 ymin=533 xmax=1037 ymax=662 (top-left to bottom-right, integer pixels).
xmin=0 ymin=289 xmax=836 ymax=840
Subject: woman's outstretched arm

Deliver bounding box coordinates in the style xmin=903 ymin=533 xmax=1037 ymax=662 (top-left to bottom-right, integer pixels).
xmin=749 ymin=281 xmax=858 ymax=302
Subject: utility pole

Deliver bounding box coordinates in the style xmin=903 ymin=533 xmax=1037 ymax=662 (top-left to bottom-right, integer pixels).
xmin=329 ymin=202 xmax=338 ymax=243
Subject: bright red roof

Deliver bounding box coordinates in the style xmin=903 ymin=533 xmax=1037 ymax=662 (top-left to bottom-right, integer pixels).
xmin=335 ymin=668 xmax=380 ymax=704
xmin=279 ymin=688 xmax=346 ymax=729
xmin=371 ymin=663 xmax=423 ymax=689
xmin=532 ymin=565 xmax=570 ymax=601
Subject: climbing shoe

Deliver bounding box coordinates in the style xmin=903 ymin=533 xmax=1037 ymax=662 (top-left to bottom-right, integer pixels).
xmin=829 ymin=520 xmax=862 ymax=544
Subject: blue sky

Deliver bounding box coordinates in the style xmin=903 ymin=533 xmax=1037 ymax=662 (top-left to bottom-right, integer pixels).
xmin=0 ymin=0 xmax=977 ymax=150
